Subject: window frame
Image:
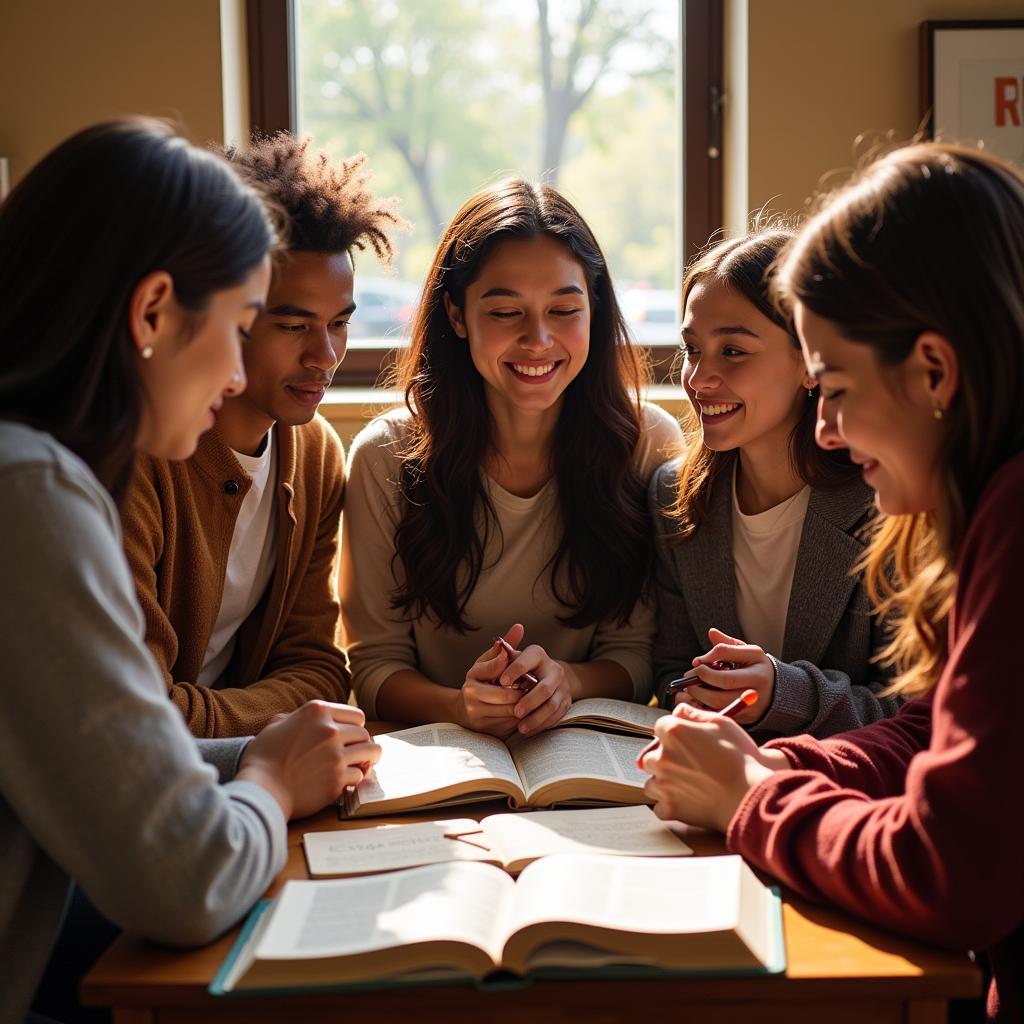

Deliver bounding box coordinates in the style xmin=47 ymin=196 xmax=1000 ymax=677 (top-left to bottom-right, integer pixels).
xmin=246 ymin=0 xmax=722 ymax=387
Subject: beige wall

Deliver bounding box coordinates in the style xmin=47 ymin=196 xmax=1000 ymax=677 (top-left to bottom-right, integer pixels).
xmin=730 ymin=0 xmax=1024 ymax=225
xmin=0 ymin=0 xmax=229 ymax=186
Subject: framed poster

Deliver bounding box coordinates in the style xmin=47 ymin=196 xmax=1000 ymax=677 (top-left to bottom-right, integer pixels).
xmin=920 ymin=19 xmax=1024 ymax=168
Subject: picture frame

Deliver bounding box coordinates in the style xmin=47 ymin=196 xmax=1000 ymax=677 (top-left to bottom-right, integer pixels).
xmin=919 ymin=19 xmax=1024 ymax=168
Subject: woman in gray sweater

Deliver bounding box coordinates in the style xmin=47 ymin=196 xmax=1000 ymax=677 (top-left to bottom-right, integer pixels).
xmin=651 ymin=229 xmax=901 ymax=739
xmin=0 ymin=119 xmax=380 ymax=1022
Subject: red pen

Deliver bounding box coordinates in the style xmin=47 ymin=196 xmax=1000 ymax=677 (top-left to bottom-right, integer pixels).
xmin=492 ymin=635 xmax=540 ymax=693
xmin=636 ymin=688 xmax=759 ymax=769
xmin=665 ymin=660 xmax=737 ymax=696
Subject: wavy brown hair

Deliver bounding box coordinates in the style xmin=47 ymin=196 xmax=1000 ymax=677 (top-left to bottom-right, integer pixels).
xmin=666 ymin=229 xmax=857 ymax=541
xmin=390 ymin=179 xmax=650 ymax=632
xmin=775 ymin=144 xmax=1024 ymax=696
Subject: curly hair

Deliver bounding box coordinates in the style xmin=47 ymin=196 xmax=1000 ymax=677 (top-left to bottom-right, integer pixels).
xmin=222 ymin=133 xmax=405 ymax=261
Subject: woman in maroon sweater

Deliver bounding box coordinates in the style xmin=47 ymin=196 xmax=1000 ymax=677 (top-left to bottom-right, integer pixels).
xmin=640 ymin=143 xmax=1024 ymax=1023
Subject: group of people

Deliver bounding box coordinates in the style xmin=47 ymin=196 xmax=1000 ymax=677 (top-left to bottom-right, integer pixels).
xmin=0 ymin=118 xmax=1020 ymax=1024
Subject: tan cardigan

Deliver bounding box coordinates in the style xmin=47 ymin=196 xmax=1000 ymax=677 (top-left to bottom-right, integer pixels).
xmin=121 ymin=415 xmax=348 ymax=737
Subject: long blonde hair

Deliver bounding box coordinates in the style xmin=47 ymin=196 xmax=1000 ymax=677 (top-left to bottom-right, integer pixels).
xmin=776 ymin=144 xmax=1024 ymax=696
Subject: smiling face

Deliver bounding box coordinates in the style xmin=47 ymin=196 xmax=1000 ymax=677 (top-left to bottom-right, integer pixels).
xmin=217 ymin=250 xmax=354 ymax=453
xmin=135 ymin=260 xmax=269 ymax=461
xmin=444 ymin=234 xmax=591 ymax=423
xmin=681 ymin=279 xmax=811 ymax=461
xmin=795 ymin=303 xmax=950 ymax=515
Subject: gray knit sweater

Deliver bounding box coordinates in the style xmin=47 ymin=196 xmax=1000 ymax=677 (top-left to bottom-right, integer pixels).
xmin=0 ymin=423 xmax=287 ymax=1022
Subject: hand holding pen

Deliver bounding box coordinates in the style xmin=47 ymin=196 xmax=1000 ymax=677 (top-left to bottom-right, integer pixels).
xmin=637 ymin=689 xmax=758 ymax=768
xmin=462 ymin=623 xmax=573 ymax=737
xmin=636 ymin=690 xmax=783 ymax=834
xmin=668 ymin=627 xmax=776 ymax=723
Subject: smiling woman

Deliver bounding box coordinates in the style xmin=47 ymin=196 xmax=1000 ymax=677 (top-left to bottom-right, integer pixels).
xmin=340 ymin=177 xmax=682 ymax=737
xmin=649 ymin=228 xmax=903 ymax=741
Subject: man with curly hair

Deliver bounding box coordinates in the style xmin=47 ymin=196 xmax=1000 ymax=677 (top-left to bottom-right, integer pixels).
xmin=120 ymin=134 xmax=404 ymax=737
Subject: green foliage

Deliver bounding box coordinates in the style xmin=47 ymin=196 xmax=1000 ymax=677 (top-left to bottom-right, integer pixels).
xmin=298 ymin=0 xmax=676 ymax=290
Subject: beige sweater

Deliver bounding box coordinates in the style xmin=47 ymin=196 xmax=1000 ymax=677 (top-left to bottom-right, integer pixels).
xmin=341 ymin=404 xmax=682 ymax=717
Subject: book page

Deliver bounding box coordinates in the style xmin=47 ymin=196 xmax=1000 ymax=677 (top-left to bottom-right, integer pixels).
xmin=557 ymin=698 xmax=665 ymax=736
xmin=304 ymin=819 xmax=498 ymax=877
xmin=351 ymin=724 xmax=523 ymax=808
xmin=480 ymin=805 xmax=691 ymax=870
xmin=254 ymin=863 xmax=514 ymax=965
xmin=507 ymin=854 xmax=743 ymax=938
xmin=509 ymin=727 xmax=650 ymax=799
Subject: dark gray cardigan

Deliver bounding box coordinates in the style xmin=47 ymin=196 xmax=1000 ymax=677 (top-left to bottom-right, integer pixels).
xmin=649 ymin=457 xmax=902 ymax=739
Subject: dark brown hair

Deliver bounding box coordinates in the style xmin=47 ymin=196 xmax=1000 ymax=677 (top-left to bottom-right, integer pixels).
xmin=222 ymin=133 xmax=404 ymax=260
xmin=775 ymin=143 xmax=1024 ymax=696
xmin=390 ymin=178 xmax=651 ymax=632
xmin=666 ymin=228 xmax=857 ymax=541
xmin=0 ymin=118 xmax=277 ymax=501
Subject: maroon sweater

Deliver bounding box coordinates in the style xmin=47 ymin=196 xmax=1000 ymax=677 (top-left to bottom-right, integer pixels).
xmin=728 ymin=452 xmax=1024 ymax=1022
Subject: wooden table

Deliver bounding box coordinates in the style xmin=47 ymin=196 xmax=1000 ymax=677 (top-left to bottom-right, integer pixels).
xmin=82 ymin=731 xmax=982 ymax=1024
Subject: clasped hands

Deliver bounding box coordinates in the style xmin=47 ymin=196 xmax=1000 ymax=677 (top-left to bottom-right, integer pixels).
xmin=459 ymin=622 xmax=574 ymax=739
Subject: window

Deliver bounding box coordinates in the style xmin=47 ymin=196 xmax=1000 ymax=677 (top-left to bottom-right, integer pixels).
xmin=247 ymin=0 xmax=722 ymax=386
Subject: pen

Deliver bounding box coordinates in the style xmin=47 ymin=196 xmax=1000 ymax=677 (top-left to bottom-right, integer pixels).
xmin=492 ymin=635 xmax=540 ymax=692
xmin=636 ymin=688 xmax=759 ymax=769
xmin=665 ymin=660 xmax=737 ymax=695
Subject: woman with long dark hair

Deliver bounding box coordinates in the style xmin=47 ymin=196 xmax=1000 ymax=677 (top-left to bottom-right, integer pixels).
xmin=651 ymin=228 xmax=901 ymax=737
xmin=342 ymin=179 xmax=680 ymax=737
xmin=0 ymin=118 xmax=379 ymax=1021
xmin=641 ymin=143 xmax=1024 ymax=1022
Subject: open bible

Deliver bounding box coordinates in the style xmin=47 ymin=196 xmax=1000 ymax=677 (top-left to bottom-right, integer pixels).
xmin=554 ymin=697 xmax=665 ymax=736
xmin=304 ymin=805 xmax=692 ymax=877
xmin=212 ymin=854 xmax=785 ymax=994
xmin=342 ymin=719 xmax=654 ymax=818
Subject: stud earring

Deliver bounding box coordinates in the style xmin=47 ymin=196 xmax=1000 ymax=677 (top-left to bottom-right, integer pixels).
xmin=140 ymin=345 xmax=154 ymax=360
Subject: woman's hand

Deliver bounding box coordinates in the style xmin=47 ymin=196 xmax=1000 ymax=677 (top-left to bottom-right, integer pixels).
xmin=639 ymin=702 xmax=783 ymax=832
xmin=458 ymin=626 xmax=527 ymax=738
xmin=238 ymin=702 xmax=381 ymax=820
xmin=672 ymin=627 xmax=775 ymax=724
xmin=486 ymin=622 xmax=574 ymax=737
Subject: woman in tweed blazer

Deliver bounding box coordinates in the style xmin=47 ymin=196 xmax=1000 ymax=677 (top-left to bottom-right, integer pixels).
xmin=650 ymin=229 xmax=900 ymax=739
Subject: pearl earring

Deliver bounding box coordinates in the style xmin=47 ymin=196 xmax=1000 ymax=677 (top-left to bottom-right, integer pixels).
xmin=141 ymin=345 xmax=154 ymax=360
xmin=933 ymin=403 xmax=944 ymax=421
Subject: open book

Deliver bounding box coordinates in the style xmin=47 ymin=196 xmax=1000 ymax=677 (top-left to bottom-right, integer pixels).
xmin=304 ymin=805 xmax=692 ymax=877
xmin=555 ymin=697 xmax=665 ymax=736
xmin=342 ymin=721 xmax=653 ymax=817
xmin=212 ymin=854 xmax=785 ymax=994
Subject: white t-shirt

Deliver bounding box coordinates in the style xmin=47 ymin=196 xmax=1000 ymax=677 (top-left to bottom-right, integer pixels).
xmin=730 ymin=465 xmax=810 ymax=658
xmin=197 ymin=432 xmax=279 ymax=686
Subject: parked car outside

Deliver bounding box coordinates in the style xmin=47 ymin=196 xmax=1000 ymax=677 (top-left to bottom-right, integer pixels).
xmin=349 ymin=276 xmax=419 ymax=341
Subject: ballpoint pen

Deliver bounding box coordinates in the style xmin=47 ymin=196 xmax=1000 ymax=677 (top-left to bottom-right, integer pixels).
xmin=636 ymin=688 xmax=759 ymax=768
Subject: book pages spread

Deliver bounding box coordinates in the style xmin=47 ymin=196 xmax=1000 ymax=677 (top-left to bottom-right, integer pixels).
xmin=482 ymin=805 xmax=692 ymax=869
xmin=510 ymin=727 xmax=650 ymax=799
xmin=353 ymin=724 xmax=522 ymax=807
xmin=508 ymin=854 xmax=743 ymax=938
xmin=557 ymin=698 xmax=666 ymax=736
xmin=304 ymin=806 xmax=692 ymax=878
xmin=257 ymin=864 xmax=513 ymax=965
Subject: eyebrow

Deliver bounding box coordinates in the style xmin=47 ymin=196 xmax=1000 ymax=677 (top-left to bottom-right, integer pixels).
xmin=266 ymin=302 xmax=357 ymax=318
xmin=479 ymin=285 xmax=585 ymax=299
xmin=681 ymin=324 xmax=759 ymax=339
